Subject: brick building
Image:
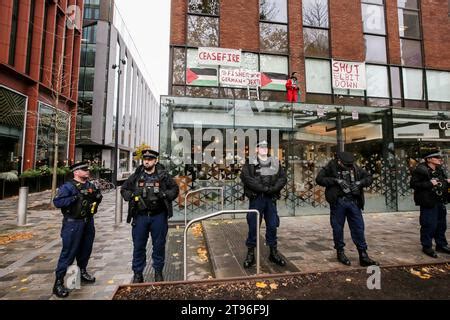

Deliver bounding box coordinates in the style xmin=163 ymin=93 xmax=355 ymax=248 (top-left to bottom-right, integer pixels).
xmin=162 ymin=0 xmax=450 ymax=221
xmin=0 ymin=0 xmax=83 ymax=172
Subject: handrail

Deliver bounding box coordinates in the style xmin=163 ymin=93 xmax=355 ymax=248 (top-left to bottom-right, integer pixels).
xmin=184 ymin=187 xmax=224 ymax=227
xmin=184 ymin=209 xmax=260 ymax=281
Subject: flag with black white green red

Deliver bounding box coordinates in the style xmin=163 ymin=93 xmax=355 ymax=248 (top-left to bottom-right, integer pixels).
xmin=186 ymin=68 xmax=218 ymax=86
xmin=260 ymin=72 xmax=288 ymax=91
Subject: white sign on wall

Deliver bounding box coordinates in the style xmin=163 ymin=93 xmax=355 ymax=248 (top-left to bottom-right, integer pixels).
xmin=332 ymin=60 xmax=366 ymax=90
xmin=198 ymin=47 xmax=242 ymax=67
xmin=219 ymin=68 xmax=261 ymax=87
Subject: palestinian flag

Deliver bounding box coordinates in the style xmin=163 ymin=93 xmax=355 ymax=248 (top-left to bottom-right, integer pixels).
xmin=186 ymin=68 xmax=218 ymax=86
xmin=261 ymin=72 xmax=288 ymax=91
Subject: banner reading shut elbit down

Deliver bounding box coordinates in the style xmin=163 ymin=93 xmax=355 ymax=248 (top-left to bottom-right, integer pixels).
xmin=219 ymin=68 xmax=261 ymax=87
xmin=332 ymin=60 xmax=366 ymax=90
xmin=198 ymin=47 xmax=242 ymax=67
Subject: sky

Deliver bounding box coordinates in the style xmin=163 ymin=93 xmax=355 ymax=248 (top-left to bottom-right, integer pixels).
xmin=114 ymin=0 xmax=171 ymax=99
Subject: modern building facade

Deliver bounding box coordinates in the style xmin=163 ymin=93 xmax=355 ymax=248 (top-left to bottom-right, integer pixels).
xmin=0 ymin=0 xmax=84 ymax=172
xmin=163 ymin=0 xmax=450 ymax=221
xmin=76 ymin=0 xmax=159 ymax=180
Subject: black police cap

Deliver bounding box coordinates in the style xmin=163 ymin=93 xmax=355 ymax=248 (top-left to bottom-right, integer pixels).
xmin=422 ymin=149 xmax=442 ymax=159
xmin=70 ymin=161 xmax=90 ymax=172
xmin=142 ymin=149 xmax=159 ymax=159
xmin=337 ymin=152 xmax=355 ymax=165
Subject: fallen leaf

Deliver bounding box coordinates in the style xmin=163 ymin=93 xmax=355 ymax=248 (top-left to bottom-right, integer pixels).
xmin=21 ymin=278 xmax=28 ymax=283
xmin=0 ymin=232 xmax=33 ymax=245
xmin=410 ymin=268 xmax=432 ymax=279
xmin=107 ymin=280 xmax=114 ymax=284
xmin=19 ymin=287 xmax=28 ymax=292
xmin=256 ymin=282 xmax=267 ymax=289
xmin=269 ymin=283 xmax=278 ymax=290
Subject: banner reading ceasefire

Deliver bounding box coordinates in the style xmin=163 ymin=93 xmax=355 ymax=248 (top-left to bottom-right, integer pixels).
xmin=198 ymin=47 xmax=242 ymax=67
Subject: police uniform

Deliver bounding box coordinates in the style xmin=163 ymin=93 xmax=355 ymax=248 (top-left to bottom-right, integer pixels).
xmin=240 ymin=141 xmax=288 ymax=268
xmin=316 ymin=152 xmax=378 ymax=267
xmin=121 ymin=149 xmax=179 ymax=283
xmin=410 ymin=149 xmax=450 ymax=258
xmin=52 ymin=162 xmax=102 ymax=298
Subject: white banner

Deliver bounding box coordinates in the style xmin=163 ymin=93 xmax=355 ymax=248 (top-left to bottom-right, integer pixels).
xmin=219 ymin=68 xmax=261 ymax=87
xmin=198 ymin=47 xmax=242 ymax=67
xmin=332 ymin=60 xmax=366 ymax=90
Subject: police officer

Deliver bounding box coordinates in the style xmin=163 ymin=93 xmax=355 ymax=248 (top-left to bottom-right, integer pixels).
xmin=121 ymin=149 xmax=179 ymax=283
xmin=52 ymin=161 xmax=103 ymax=298
xmin=410 ymin=149 xmax=450 ymax=258
xmin=240 ymin=141 xmax=287 ymax=268
xmin=316 ymin=152 xmax=378 ymax=267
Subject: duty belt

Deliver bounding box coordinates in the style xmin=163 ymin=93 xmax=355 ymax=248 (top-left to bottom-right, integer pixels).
xmin=64 ymin=216 xmax=92 ymax=223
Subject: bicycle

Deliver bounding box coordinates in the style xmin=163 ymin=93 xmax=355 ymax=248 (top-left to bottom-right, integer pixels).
xmin=91 ymin=178 xmax=116 ymax=193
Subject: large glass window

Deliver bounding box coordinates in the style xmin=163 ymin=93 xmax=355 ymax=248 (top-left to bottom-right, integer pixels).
xmin=305 ymin=59 xmax=331 ymax=94
xmin=8 ymin=0 xmax=19 ymax=66
xmin=188 ymin=0 xmax=220 ymax=15
xmin=260 ymin=54 xmax=288 ymax=91
xmin=361 ymin=3 xmax=386 ymax=35
xmin=302 ymin=0 xmax=329 ymax=27
xmin=426 ymin=70 xmax=450 ymax=102
xmin=398 ymin=0 xmax=422 ymax=67
xmin=84 ymin=0 xmax=100 ymax=19
xmin=304 ymin=27 xmax=329 ymax=58
xmin=366 ymin=65 xmax=389 ymax=98
xmin=260 ymin=23 xmax=288 ymax=54
xmin=402 ymin=68 xmax=424 ymax=100
xmin=260 ymin=0 xmax=288 ymax=23
xmin=400 ymin=39 xmax=422 ymax=67
xmin=398 ymin=9 xmax=421 ymax=39
xmin=364 ymin=35 xmax=387 ymax=63
xmin=390 ymin=67 xmax=402 ymax=99
xmin=80 ymin=44 xmax=96 ymax=67
xmin=187 ymin=15 xmax=219 ymax=47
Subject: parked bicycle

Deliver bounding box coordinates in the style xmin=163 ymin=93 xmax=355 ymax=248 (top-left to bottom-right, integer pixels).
xmin=91 ymin=178 xmax=115 ymax=193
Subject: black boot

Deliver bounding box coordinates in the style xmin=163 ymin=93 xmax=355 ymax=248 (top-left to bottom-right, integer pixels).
xmin=80 ymin=269 xmax=96 ymax=283
xmin=423 ymin=247 xmax=438 ymax=258
xmin=436 ymin=245 xmax=450 ymax=255
xmin=132 ymin=273 xmax=144 ymax=283
xmin=269 ymin=246 xmax=286 ymax=267
xmin=52 ymin=277 xmax=69 ymax=298
xmin=154 ymin=270 xmax=164 ymax=282
xmin=337 ymin=249 xmax=351 ymax=266
xmin=243 ymin=247 xmax=255 ymax=268
xmin=358 ymin=249 xmax=379 ymax=267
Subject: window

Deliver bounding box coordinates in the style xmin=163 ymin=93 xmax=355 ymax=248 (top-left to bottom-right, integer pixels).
xmin=260 ymin=23 xmax=288 ymax=54
xmin=402 ymin=68 xmax=424 ymax=100
xmin=187 ymin=15 xmax=219 ymax=47
xmin=364 ymin=35 xmax=387 ymax=63
xmin=84 ymin=0 xmax=100 ymax=19
xmin=260 ymin=54 xmax=288 ymax=91
xmin=260 ymin=0 xmax=288 ymax=23
xmin=82 ymin=24 xmax=97 ymax=44
xmin=390 ymin=67 xmax=402 ymax=99
xmin=305 ymin=59 xmax=331 ymax=94
xmin=172 ymin=47 xmax=186 ymax=85
xmin=366 ymin=65 xmax=389 ymax=98
xmin=25 ymin=0 xmax=36 ymax=74
xmin=302 ymin=0 xmax=329 ymax=27
xmin=398 ymin=0 xmax=422 ymax=67
xmin=427 ymin=70 xmax=450 ymax=102
xmin=8 ymin=0 xmax=19 ymax=66
xmin=304 ymin=27 xmax=329 ymax=58
xmin=361 ymin=3 xmax=386 ymax=35
xmin=188 ymin=0 xmax=220 ymax=15
xmin=80 ymin=44 xmax=96 ymax=67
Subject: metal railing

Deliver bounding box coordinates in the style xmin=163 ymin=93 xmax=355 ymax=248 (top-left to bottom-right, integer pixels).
xmin=184 ymin=187 xmax=224 ymax=227
xmin=183 ymin=209 xmax=260 ymax=281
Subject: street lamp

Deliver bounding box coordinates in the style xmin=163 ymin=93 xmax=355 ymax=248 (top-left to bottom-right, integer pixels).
xmin=112 ymin=58 xmax=126 ymax=187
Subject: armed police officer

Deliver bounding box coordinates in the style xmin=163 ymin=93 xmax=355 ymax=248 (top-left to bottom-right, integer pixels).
xmin=316 ymin=152 xmax=378 ymax=267
xmin=241 ymin=141 xmax=287 ymax=268
xmin=410 ymin=149 xmax=450 ymax=258
xmin=121 ymin=149 xmax=179 ymax=283
xmin=52 ymin=161 xmax=103 ymax=298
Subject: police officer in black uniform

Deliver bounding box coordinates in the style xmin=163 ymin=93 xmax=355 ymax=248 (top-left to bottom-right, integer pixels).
xmin=410 ymin=149 xmax=450 ymax=258
xmin=316 ymin=152 xmax=378 ymax=267
xmin=121 ymin=149 xmax=179 ymax=283
xmin=52 ymin=161 xmax=103 ymax=298
xmin=241 ymin=141 xmax=287 ymax=268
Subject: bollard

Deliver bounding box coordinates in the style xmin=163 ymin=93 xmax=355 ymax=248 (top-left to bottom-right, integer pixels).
xmin=17 ymin=187 xmax=28 ymax=226
xmin=115 ymin=186 xmax=123 ymax=225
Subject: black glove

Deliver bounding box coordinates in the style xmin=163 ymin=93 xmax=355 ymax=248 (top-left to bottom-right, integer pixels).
xmin=157 ymin=192 xmax=167 ymax=200
xmin=132 ymin=189 xmax=143 ymax=198
xmin=335 ymin=179 xmax=351 ymax=194
xmin=350 ymin=181 xmax=362 ymax=193
xmin=267 ymin=186 xmax=279 ymax=195
xmin=263 ymin=186 xmax=270 ymax=193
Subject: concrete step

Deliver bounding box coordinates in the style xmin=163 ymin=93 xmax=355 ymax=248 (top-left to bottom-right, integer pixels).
xmin=202 ymin=219 xmax=299 ymax=279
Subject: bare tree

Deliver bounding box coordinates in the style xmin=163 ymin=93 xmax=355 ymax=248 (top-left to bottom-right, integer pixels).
xmin=303 ymin=0 xmax=329 ymax=28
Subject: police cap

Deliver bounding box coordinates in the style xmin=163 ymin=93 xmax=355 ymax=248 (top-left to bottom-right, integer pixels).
xmin=337 ymin=152 xmax=355 ymax=166
xmin=142 ymin=149 xmax=159 ymax=159
xmin=70 ymin=161 xmax=90 ymax=172
xmin=422 ymin=149 xmax=442 ymax=159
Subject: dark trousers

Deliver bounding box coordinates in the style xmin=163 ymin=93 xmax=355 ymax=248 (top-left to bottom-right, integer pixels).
xmin=246 ymin=194 xmax=280 ymax=248
xmin=419 ymin=204 xmax=448 ymax=249
xmin=330 ymin=198 xmax=368 ymax=251
xmin=55 ymin=218 xmax=95 ymax=278
xmin=132 ymin=213 xmax=168 ymax=274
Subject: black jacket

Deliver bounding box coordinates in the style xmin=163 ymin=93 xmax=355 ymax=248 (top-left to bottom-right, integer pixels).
xmin=410 ymin=163 xmax=448 ymax=208
xmin=121 ymin=164 xmax=179 ymax=219
xmin=240 ymin=158 xmax=287 ymax=200
xmin=316 ymin=159 xmax=373 ymax=209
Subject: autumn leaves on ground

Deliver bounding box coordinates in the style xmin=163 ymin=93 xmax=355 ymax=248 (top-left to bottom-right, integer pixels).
xmin=114 ymin=263 xmax=450 ymax=300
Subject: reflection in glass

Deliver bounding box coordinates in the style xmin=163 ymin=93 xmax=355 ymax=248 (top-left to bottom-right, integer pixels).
xmin=362 ymin=4 xmax=386 ymax=35
xmin=260 ymin=0 xmax=288 ymax=23
xmin=172 ymin=47 xmax=186 ymax=85
xmin=364 ymin=35 xmax=386 ymax=63
xmin=186 ymin=86 xmax=219 ymax=98
xmin=426 ymin=70 xmax=450 ymax=102
xmin=402 ymin=68 xmax=424 ymax=100
xmin=390 ymin=67 xmax=402 ymax=99
xmin=398 ymin=9 xmax=420 ymax=39
xmin=188 ymin=0 xmax=220 ymax=15
xmin=302 ymin=0 xmax=329 ymax=27
xmin=397 ymin=0 xmax=418 ymax=9
xmin=304 ymin=27 xmax=329 ymax=57
xmin=366 ymin=65 xmax=389 ymax=98
xmin=305 ymin=59 xmax=331 ymax=94
xmin=400 ymin=39 xmax=422 ymax=66
xmin=187 ymin=15 xmax=219 ymax=47
xmin=260 ymin=23 xmax=288 ymax=54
